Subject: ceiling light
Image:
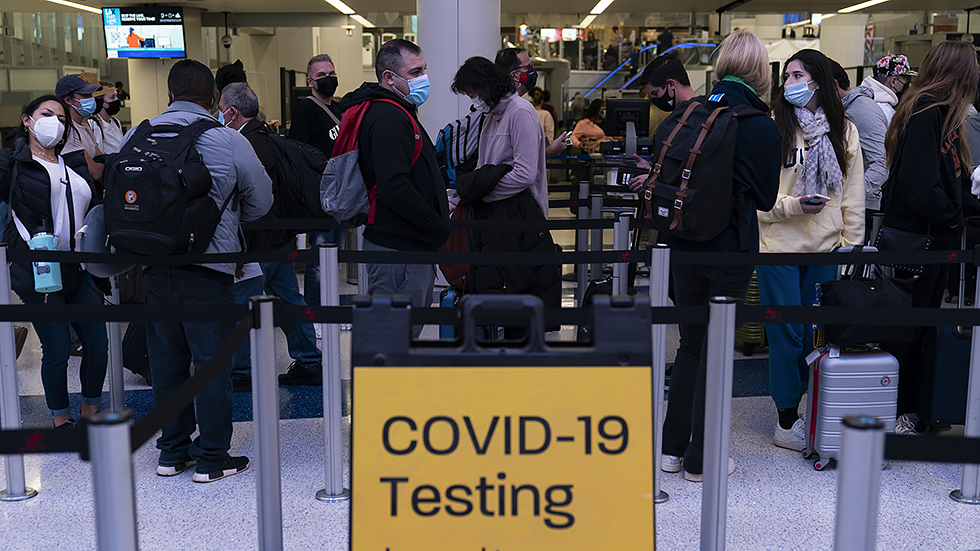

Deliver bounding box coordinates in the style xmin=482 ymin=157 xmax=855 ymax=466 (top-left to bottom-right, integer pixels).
xmin=46 ymin=0 xmax=102 ymax=14
xmin=838 ymin=0 xmax=890 ymax=14
xmin=351 ymin=14 xmax=374 ymax=28
xmin=821 ymin=13 xmax=837 ymax=21
xmin=578 ymin=14 xmax=598 ymax=28
xmin=812 ymin=13 xmax=822 ymax=25
xmin=590 ymin=0 xmax=615 ymax=15
xmin=324 ymin=0 xmax=355 ymax=15
xmin=788 ymin=18 xmax=811 ymax=27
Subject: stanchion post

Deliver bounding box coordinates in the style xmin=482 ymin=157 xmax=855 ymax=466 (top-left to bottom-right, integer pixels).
xmin=87 ymin=409 xmax=138 ymax=551
xmin=249 ymin=296 xmax=284 ymax=549
xmin=833 ymin=416 xmax=885 ymax=551
xmin=590 ymin=194 xmax=603 ymax=282
xmin=648 ymin=244 xmax=670 ymax=504
xmin=952 ymin=265 xmax=980 ymax=505
xmin=577 ymin=181 xmax=589 ymax=307
xmin=356 ymin=226 xmax=368 ymax=295
xmin=701 ymin=297 xmax=737 ymax=551
xmin=612 ymin=213 xmax=630 ymax=295
xmin=106 ymin=276 xmax=125 ymax=412
xmin=317 ymin=244 xmax=350 ymax=502
xmin=0 ymin=245 xmax=37 ymax=502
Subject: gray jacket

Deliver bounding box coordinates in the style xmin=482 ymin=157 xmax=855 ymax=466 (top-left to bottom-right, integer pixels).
xmin=842 ymin=85 xmax=889 ymax=210
xmin=121 ymin=101 xmax=273 ymax=274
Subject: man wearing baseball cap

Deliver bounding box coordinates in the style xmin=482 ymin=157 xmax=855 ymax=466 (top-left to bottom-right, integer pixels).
xmin=861 ymin=54 xmax=917 ymax=125
xmin=55 ymin=73 xmax=104 ymax=160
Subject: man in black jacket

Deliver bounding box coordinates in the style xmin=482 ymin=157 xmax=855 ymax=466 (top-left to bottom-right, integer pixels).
xmin=219 ymin=82 xmax=323 ymax=388
xmin=340 ymin=39 xmax=450 ymax=338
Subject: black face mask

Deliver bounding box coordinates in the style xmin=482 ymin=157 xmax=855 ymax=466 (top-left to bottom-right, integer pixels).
xmin=106 ymin=100 xmax=121 ymax=116
xmin=94 ymin=96 xmax=105 ymax=114
xmin=649 ymin=88 xmax=676 ymax=112
xmin=316 ymin=75 xmax=339 ymax=98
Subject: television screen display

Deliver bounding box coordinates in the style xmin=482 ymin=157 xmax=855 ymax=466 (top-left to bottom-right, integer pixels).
xmin=562 ymin=28 xmax=581 ymax=41
xmin=103 ymin=7 xmax=185 ymax=59
xmin=540 ymin=28 xmax=559 ymax=42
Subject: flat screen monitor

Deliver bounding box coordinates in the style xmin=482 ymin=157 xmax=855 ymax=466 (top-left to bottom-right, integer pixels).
xmin=540 ymin=28 xmax=559 ymax=43
xmin=103 ymin=7 xmax=186 ymax=59
xmin=604 ymin=99 xmax=650 ymax=137
xmin=562 ymin=28 xmax=581 ymax=41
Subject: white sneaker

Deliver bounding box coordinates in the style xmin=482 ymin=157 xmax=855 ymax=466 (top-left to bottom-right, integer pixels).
xmin=895 ymin=414 xmax=919 ymax=435
xmin=661 ymin=454 xmax=683 ymax=473
xmin=684 ymin=458 xmax=736 ymax=482
xmin=774 ymin=418 xmax=807 ymax=451
xmin=314 ymin=324 xmax=322 ymax=340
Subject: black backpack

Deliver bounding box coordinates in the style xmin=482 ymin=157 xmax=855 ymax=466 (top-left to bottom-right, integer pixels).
xmin=642 ymin=95 xmax=763 ymax=242
xmin=104 ymin=119 xmax=231 ymax=255
xmin=265 ymin=132 xmax=328 ymax=219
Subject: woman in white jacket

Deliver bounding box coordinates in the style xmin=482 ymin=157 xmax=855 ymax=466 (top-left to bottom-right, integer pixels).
xmin=759 ymin=49 xmax=865 ymax=452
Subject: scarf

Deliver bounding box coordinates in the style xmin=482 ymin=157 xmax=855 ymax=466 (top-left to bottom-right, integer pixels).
xmin=721 ymin=75 xmax=755 ymax=95
xmin=794 ymin=106 xmax=844 ymax=198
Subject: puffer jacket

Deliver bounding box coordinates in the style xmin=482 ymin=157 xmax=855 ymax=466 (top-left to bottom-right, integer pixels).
xmin=0 ymin=136 xmax=97 ymax=293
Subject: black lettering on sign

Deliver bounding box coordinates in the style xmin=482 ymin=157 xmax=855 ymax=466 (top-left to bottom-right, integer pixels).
xmin=383 ymin=417 xmax=416 ymax=455
xmin=380 ymin=477 xmax=408 ymax=515
xmin=519 ymin=416 xmax=551 ymax=454
xmin=423 ymin=416 xmax=459 ymax=455
xmin=464 ymin=416 xmax=499 ymax=455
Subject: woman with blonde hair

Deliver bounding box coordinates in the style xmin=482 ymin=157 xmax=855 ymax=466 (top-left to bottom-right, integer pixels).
xmin=630 ymin=29 xmax=780 ymax=480
xmin=880 ymin=41 xmax=979 ymax=434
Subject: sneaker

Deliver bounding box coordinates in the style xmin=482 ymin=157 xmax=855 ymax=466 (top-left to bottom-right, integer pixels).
xmin=684 ymin=458 xmax=736 ymax=482
xmin=314 ymin=324 xmax=322 ymax=340
xmin=232 ymin=377 xmax=252 ymax=393
xmin=192 ymin=456 xmax=249 ymax=483
xmin=54 ymin=418 xmax=76 ymax=429
xmin=895 ymin=414 xmax=920 ymax=435
xmin=69 ymin=340 xmax=83 ymax=357
xmin=340 ymin=323 xmax=352 ymax=331
xmin=774 ymin=418 xmax=807 ymax=451
xmin=278 ymin=361 xmax=323 ymax=385
xmin=156 ymin=460 xmax=196 ymax=477
xmin=661 ymin=454 xmax=683 ymax=473
xmin=14 ymin=326 xmax=28 ymax=359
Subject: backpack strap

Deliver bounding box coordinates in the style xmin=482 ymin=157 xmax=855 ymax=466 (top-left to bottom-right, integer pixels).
xmin=644 ymin=101 xmax=700 ymax=219
xmin=363 ymin=99 xmax=424 ymax=225
xmin=308 ymin=95 xmax=342 ymax=126
xmin=669 ymin=106 xmax=727 ymax=231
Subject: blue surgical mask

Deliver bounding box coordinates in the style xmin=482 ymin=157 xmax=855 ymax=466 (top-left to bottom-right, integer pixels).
xmin=784 ymin=80 xmax=815 ymax=108
xmin=217 ymin=108 xmax=231 ymax=126
xmin=74 ymin=97 xmax=98 ymax=117
xmin=393 ymin=72 xmax=430 ymax=106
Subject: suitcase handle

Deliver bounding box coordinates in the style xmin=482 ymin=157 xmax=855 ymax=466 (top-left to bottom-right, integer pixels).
xmin=459 ymin=295 xmax=547 ymax=353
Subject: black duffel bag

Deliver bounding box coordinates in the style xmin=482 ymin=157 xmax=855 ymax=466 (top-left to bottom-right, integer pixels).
xmin=819 ymin=256 xmax=915 ymax=346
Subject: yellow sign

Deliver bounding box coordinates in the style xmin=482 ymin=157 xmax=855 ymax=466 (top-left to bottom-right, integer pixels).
xmin=352 ymin=366 xmax=654 ymax=550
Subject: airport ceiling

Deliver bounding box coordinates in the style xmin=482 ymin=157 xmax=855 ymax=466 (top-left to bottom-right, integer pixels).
xmin=7 ymin=0 xmax=980 ymax=17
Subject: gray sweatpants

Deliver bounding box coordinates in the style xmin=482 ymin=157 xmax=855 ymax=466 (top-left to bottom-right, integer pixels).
xmin=362 ymin=238 xmax=436 ymax=339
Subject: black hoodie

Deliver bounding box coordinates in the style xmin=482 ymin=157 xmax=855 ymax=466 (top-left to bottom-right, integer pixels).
xmin=340 ymin=82 xmax=450 ymax=251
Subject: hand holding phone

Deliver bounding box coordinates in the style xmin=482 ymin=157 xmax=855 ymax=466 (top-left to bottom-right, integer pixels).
xmin=559 ymin=131 xmax=573 ymax=146
xmin=804 ymin=194 xmax=830 ymax=205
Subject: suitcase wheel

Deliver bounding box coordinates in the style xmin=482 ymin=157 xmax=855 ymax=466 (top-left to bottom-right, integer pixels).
xmin=801 ymin=447 xmax=817 ymax=461
xmin=881 ymin=460 xmax=889 ymax=470
xmin=813 ymin=457 xmax=833 ymax=471
xmin=742 ymin=343 xmax=756 ymax=356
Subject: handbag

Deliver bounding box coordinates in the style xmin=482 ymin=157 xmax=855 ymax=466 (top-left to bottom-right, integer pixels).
xmin=819 ymin=263 xmax=915 ymax=346
xmin=873 ymin=226 xmax=933 ymax=277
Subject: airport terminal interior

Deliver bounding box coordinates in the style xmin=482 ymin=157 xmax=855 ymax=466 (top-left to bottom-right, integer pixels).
xmin=1 ymin=0 xmax=980 ymax=548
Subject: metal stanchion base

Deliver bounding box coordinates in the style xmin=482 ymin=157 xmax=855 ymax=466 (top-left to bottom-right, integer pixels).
xmin=950 ymin=490 xmax=980 ymax=504
xmin=654 ymin=490 xmax=669 ymax=504
xmin=316 ymin=488 xmax=351 ymax=503
xmin=0 ymin=487 xmax=38 ymax=501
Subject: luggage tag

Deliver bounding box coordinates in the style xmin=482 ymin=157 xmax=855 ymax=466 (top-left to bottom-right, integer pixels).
xmin=805 ymin=348 xmax=823 ymax=366
xmin=811 ymin=283 xmax=824 ymax=349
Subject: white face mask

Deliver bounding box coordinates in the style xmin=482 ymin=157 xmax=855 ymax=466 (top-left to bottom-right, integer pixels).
xmin=472 ymin=97 xmax=490 ymax=113
xmin=29 ymin=115 xmax=64 ymax=148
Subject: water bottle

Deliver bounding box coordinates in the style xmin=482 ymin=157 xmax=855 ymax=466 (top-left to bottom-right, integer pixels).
xmin=28 ymin=224 xmax=62 ymax=293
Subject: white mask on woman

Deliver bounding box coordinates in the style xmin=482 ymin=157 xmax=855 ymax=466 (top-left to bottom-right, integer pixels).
xmin=29 ymin=116 xmax=64 ymax=148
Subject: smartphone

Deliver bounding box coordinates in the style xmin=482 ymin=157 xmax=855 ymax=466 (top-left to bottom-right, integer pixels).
xmin=559 ymin=131 xmax=572 ymax=146
xmin=804 ymin=194 xmax=831 ymax=205
xmin=614 ymin=166 xmax=649 ymax=187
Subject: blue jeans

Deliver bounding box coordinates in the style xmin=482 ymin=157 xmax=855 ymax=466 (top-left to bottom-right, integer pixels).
xmin=304 ymin=229 xmax=345 ymax=308
xmin=144 ymin=266 xmax=236 ymax=473
xmin=661 ymin=263 xmax=751 ymax=475
xmin=757 ymin=264 xmax=837 ymax=410
xmin=363 ymin=238 xmax=435 ymax=339
xmin=231 ymin=252 xmax=321 ymax=380
xmin=19 ymin=273 xmax=108 ymax=416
